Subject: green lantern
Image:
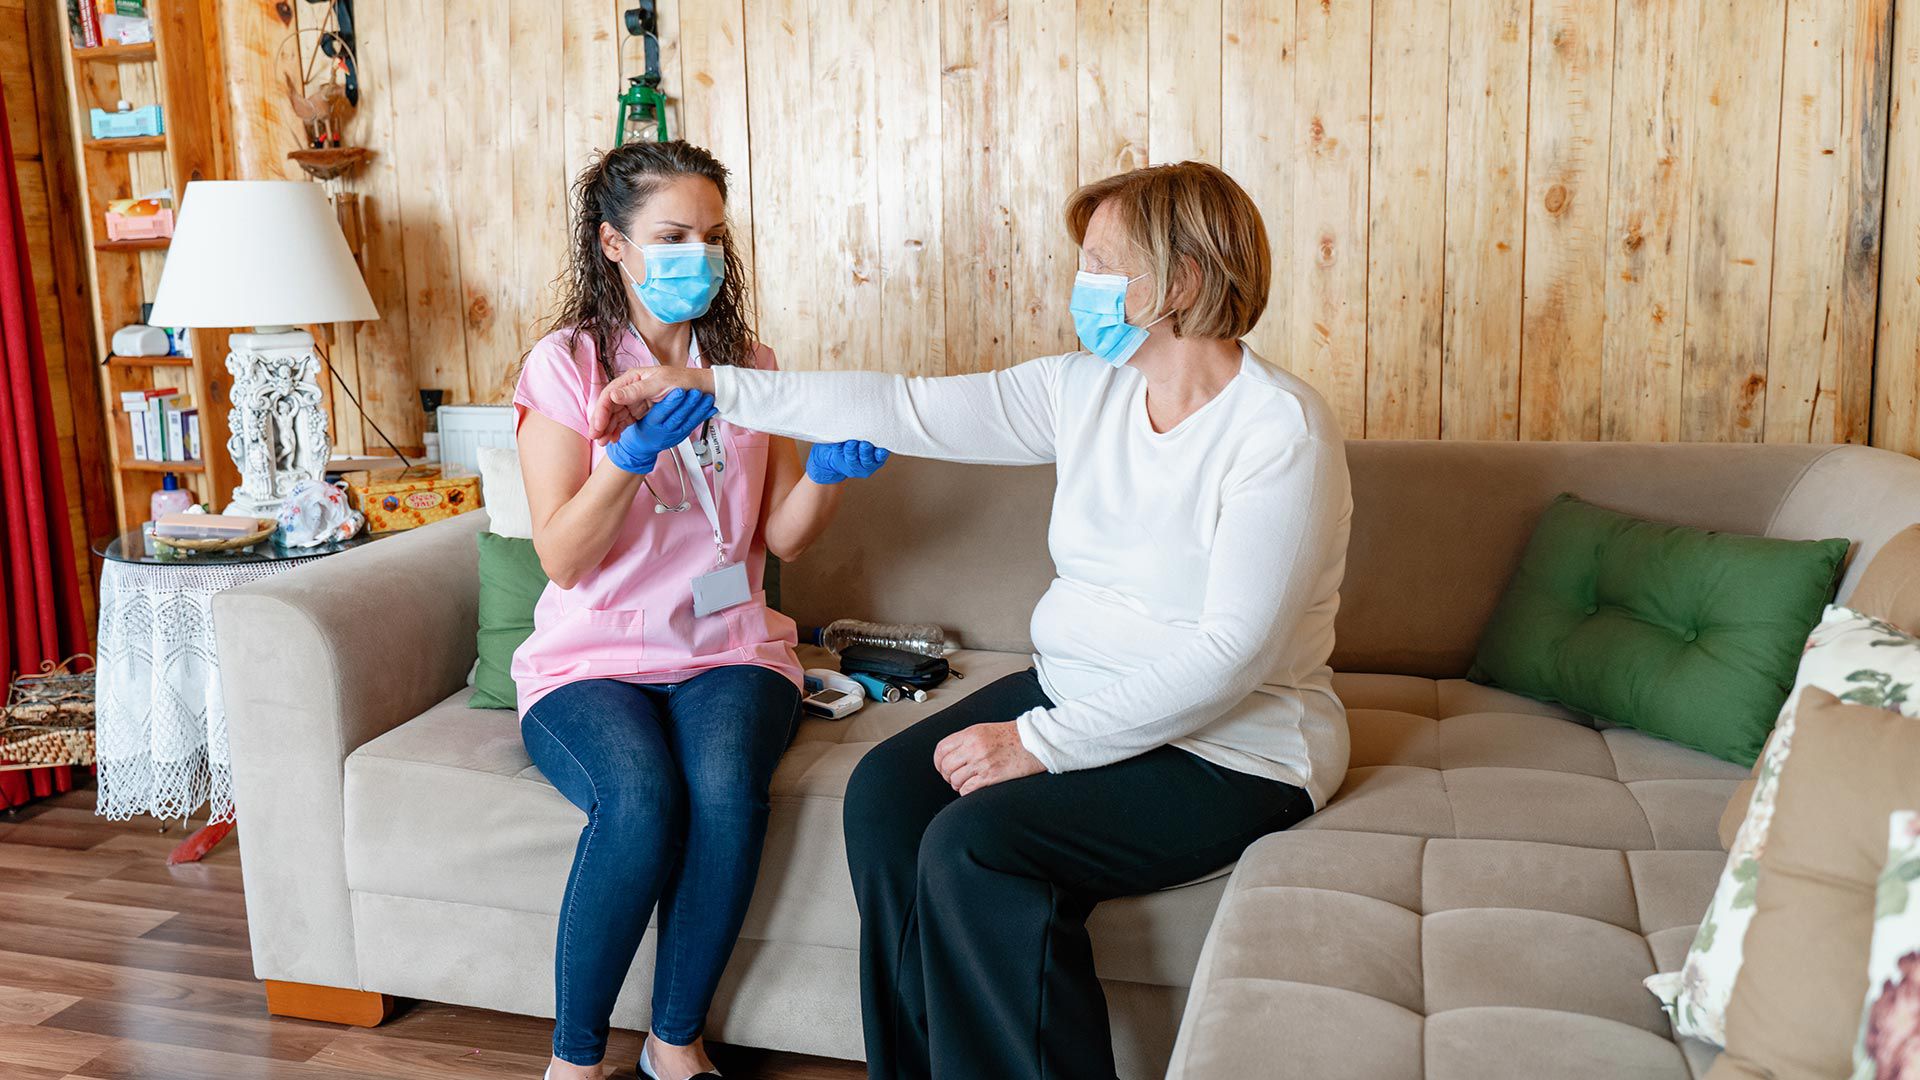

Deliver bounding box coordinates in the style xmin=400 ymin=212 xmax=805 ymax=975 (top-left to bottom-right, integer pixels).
xmin=616 ymin=76 xmax=669 ymax=145
xmin=616 ymin=2 xmax=669 ymax=145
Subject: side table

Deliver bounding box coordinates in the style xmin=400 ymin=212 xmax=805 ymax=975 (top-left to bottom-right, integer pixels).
xmin=92 ymin=528 xmax=375 ymax=861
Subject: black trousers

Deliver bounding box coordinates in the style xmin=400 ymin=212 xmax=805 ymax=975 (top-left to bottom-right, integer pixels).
xmin=842 ymin=669 xmax=1316 ymax=1080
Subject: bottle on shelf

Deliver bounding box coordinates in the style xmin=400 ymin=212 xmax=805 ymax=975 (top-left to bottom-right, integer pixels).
xmin=149 ymin=472 xmax=192 ymax=523
xmin=811 ymin=619 xmax=948 ymax=658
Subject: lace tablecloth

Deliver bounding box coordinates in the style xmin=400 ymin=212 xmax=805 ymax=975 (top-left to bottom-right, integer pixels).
xmin=95 ymin=556 xmax=332 ymax=823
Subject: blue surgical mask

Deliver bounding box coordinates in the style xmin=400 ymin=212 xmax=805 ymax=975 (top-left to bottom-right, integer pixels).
xmin=618 ymin=233 xmax=725 ymax=324
xmin=1069 ymin=271 xmax=1169 ymax=366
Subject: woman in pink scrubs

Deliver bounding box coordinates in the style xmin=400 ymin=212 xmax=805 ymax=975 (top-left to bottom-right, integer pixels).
xmin=513 ymin=141 xmax=890 ymax=1080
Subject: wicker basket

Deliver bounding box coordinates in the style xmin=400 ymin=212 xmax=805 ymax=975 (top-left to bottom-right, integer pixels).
xmin=0 ymin=656 xmax=96 ymax=771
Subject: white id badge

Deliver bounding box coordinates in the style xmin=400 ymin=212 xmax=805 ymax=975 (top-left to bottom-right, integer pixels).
xmin=692 ymin=560 xmax=751 ymax=616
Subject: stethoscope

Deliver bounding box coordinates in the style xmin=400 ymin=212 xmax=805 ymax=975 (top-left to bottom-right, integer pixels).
xmin=630 ymin=324 xmax=725 ymax=515
xmin=640 ymin=419 xmax=725 ymax=514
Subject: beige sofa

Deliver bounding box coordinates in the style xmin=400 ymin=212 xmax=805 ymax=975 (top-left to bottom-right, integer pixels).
xmin=215 ymin=441 xmax=1920 ymax=1078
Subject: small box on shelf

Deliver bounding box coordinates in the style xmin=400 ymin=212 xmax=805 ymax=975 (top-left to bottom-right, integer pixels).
xmin=104 ymin=193 xmax=173 ymax=242
xmin=88 ymin=103 xmax=164 ymax=140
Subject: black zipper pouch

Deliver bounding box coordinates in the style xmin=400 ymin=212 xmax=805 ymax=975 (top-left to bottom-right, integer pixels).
xmin=838 ymin=644 xmax=950 ymax=689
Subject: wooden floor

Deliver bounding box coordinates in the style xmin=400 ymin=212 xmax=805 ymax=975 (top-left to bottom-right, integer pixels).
xmin=0 ymin=783 xmax=864 ymax=1080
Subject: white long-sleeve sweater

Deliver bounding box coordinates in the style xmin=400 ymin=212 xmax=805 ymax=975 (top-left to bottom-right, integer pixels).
xmin=714 ymin=346 xmax=1353 ymax=806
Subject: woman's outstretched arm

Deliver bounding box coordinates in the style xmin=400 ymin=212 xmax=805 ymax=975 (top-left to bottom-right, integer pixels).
xmin=592 ymin=357 xmax=1066 ymax=466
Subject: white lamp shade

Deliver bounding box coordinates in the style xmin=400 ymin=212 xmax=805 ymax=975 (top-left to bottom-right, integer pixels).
xmin=148 ymin=180 xmax=378 ymax=328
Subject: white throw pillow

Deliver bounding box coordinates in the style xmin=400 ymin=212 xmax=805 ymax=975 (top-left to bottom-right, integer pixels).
xmin=1648 ymin=606 xmax=1920 ymax=1045
xmin=476 ymin=445 xmax=531 ymax=539
xmin=1854 ymin=810 xmax=1920 ymax=1078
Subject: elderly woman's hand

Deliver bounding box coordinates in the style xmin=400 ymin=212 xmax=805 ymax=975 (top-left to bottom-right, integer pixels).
xmin=587 ymin=365 xmax=716 ymax=442
xmin=933 ymin=721 xmax=1045 ymax=795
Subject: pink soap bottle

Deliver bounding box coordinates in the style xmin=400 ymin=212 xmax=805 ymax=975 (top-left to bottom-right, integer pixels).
xmin=150 ymin=472 xmax=193 ymax=522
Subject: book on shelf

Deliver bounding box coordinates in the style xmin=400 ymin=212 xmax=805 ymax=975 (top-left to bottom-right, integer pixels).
xmin=182 ymin=409 xmax=200 ymax=461
xmin=71 ymin=2 xmax=149 ymax=49
xmin=122 ymin=386 xmax=190 ymax=462
xmin=67 ymin=0 xmax=98 ymax=48
xmin=165 ymin=405 xmax=185 ymax=462
xmin=122 ymin=395 xmax=147 ymax=459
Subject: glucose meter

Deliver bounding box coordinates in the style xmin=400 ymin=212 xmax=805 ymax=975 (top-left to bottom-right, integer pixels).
xmin=802 ymin=668 xmax=865 ymax=720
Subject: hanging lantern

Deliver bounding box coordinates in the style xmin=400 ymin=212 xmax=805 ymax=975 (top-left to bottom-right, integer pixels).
xmin=616 ymin=2 xmax=670 ymax=145
xmin=618 ymin=76 xmax=670 ymax=146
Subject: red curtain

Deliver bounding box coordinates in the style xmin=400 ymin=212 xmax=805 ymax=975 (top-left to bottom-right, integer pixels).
xmin=0 ymin=74 xmax=90 ymax=807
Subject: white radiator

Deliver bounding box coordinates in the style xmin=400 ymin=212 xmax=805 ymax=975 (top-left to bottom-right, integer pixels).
xmin=436 ymin=405 xmax=515 ymax=474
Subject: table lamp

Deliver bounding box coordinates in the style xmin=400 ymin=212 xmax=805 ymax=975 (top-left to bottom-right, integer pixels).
xmin=147 ymin=180 xmax=378 ymax=516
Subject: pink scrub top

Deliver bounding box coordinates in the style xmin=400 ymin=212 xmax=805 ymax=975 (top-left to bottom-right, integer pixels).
xmin=509 ymin=327 xmax=802 ymax=716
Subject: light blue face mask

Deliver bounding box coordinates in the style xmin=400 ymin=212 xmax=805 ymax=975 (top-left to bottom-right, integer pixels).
xmin=617 ymin=232 xmax=725 ymax=324
xmin=1069 ymin=270 xmax=1169 ymax=367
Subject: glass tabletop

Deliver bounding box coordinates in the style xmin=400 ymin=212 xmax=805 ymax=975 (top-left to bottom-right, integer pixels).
xmin=93 ymin=527 xmax=378 ymax=566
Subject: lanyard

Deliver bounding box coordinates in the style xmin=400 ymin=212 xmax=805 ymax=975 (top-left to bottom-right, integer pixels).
xmin=674 ymin=439 xmax=727 ymax=566
xmin=625 ymin=324 xmax=724 ymax=563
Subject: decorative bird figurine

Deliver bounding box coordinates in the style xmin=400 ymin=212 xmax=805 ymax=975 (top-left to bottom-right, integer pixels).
xmin=282 ymin=72 xmax=353 ymax=148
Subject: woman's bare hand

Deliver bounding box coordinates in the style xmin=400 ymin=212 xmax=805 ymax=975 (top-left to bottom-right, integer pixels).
xmin=586 ymin=366 xmax=716 ymax=441
xmin=933 ymin=721 xmax=1046 ymax=796
xmin=587 ymin=370 xmax=649 ymax=442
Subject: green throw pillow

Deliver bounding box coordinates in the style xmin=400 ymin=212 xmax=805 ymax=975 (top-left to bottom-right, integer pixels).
xmin=471 ymin=531 xmax=549 ymax=710
xmin=1467 ymin=493 xmax=1848 ymax=765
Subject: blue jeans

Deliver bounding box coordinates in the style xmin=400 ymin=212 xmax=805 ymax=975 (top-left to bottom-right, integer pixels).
xmin=521 ymin=664 xmax=801 ymax=1066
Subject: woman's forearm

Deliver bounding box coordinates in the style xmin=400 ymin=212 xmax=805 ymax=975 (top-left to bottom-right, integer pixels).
xmin=533 ymin=462 xmax=645 ymax=589
xmin=605 ymin=358 xmax=1061 ymax=465
xmin=713 ymin=364 xmax=1058 ymax=465
xmin=762 ymin=476 xmax=842 ymax=561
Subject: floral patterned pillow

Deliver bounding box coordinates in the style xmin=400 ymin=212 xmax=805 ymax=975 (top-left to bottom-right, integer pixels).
xmin=1647 ymin=606 xmax=1920 ymax=1045
xmin=1855 ymin=810 xmax=1920 ymax=1080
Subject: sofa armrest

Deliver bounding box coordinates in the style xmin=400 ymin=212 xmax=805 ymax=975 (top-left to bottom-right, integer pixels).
xmin=213 ymin=511 xmax=485 ymax=988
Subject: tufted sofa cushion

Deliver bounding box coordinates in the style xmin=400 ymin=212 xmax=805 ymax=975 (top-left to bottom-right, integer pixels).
xmin=1166 ymin=830 xmax=1729 ymax=1079
xmin=1315 ymin=673 xmax=1751 ymax=850
xmin=1467 ymin=493 xmax=1848 ymax=766
xmin=1166 ymin=672 xmax=1748 ymax=1079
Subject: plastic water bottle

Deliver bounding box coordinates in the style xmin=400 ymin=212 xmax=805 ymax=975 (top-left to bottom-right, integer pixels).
xmin=812 ymin=619 xmax=948 ymax=658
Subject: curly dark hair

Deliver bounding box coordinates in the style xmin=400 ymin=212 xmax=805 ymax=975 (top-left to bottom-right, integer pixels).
xmin=543 ymin=141 xmax=757 ymax=383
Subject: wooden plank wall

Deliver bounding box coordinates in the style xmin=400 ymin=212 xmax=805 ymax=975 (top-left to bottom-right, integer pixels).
xmin=203 ymin=0 xmax=1920 ymax=452
xmin=5 ymin=0 xmax=106 ymax=625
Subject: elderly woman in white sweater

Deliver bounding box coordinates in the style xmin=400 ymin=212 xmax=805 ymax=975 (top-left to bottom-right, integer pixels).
xmin=588 ymin=161 xmax=1351 ymax=1080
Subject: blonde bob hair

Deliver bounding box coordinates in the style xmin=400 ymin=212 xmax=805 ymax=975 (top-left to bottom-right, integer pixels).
xmin=1064 ymin=161 xmax=1272 ymax=341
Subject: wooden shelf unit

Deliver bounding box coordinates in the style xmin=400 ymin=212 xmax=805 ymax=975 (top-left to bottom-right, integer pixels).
xmin=59 ymin=1 xmax=234 ymax=534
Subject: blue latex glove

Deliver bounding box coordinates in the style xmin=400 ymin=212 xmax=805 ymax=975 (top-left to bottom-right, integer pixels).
xmin=604 ymin=389 xmax=717 ymax=474
xmin=806 ymin=440 xmax=892 ymax=485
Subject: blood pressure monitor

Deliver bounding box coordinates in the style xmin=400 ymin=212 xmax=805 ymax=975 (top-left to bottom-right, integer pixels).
xmin=802 ymin=668 xmax=865 ymax=720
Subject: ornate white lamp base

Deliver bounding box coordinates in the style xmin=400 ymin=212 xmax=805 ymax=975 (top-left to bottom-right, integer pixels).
xmin=222 ymin=328 xmax=333 ymax=518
